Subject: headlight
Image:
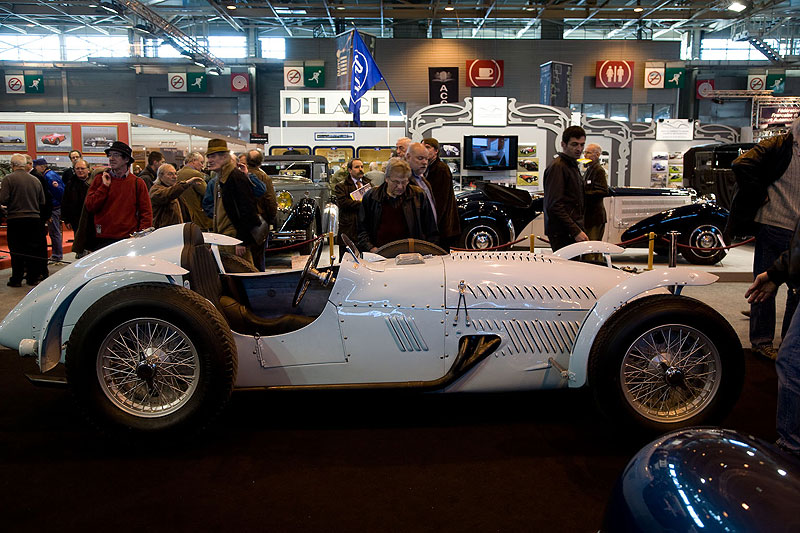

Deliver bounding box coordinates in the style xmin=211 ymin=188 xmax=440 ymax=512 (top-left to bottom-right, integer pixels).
xmin=277 ymin=191 xmax=293 ymax=212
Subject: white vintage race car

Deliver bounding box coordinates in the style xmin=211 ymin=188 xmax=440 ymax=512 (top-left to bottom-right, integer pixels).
xmin=0 ymin=224 xmax=744 ymax=434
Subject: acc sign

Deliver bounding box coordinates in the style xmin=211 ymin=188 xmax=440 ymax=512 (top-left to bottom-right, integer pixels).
xmin=596 ymin=60 xmax=634 ymax=88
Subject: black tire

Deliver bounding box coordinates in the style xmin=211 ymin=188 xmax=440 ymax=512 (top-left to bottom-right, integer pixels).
xmin=588 ymin=294 xmax=743 ymax=433
xmin=681 ymin=224 xmax=727 ymax=265
xmin=458 ymin=219 xmax=506 ymax=250
xmin=65 ymin=283 xmax=237 ymax=434
xmin=221 ymin=252 xmax=259 ymax=273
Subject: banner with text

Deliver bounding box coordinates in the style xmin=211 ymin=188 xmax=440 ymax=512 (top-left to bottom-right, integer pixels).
xmin=280 ymin=90 xmax=391 ymax=122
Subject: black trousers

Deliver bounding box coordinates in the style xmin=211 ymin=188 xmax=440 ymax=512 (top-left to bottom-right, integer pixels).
xmin=8 ymin=218 xmax=46 ymax=284
xmin=547 ymin=233 xmax=576 ymax=252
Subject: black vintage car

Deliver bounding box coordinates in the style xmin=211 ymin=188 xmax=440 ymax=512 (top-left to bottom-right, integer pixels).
xmin=456 ymin=181 xmax=542 ymax=250
xmin=620 ymin=196 xmax=729 ymax=265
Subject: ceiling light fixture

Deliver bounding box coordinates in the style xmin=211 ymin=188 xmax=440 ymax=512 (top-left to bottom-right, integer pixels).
xmin=445 ymin=0 xmax=454 ymax=11
xmin=524 ymin=1 xmax=535 ymax=12
xmin=335 ymin=1 xmax=345 ymax=10
xmin=728 ymin=1 xmax=747 ymax=12
xmin=226 ymin=3 xmax=237 ymax=10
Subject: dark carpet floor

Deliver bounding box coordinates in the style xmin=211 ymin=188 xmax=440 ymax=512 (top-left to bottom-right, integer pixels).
xmin=0 ymin=349 xmax=778 ymax=532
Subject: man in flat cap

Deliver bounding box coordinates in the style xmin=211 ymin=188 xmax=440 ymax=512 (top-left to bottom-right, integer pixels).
xmin=84 ymin=141 xmax=153 ymax=250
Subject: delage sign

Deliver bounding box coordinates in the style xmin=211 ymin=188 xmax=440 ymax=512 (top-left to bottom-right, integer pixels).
xmin=280 ymin=90 xmax=390 ymax=122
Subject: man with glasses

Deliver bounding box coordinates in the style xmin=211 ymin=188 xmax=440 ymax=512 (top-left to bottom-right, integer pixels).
xmin=356 ymin=157 xmax=438 ymax=254
xmin=84 ymin=141 xmax=152 ymax=250
xmin=61 ymin=157 xmax=91 ymax=232
xmin=729 ymin=117 xmax=800 ymax=360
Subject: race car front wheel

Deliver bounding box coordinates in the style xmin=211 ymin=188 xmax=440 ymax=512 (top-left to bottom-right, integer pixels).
xmin=588 ymin=294 xmax=743 ymax=433
xmin=66 ymin=283 xmax=237 ymax=434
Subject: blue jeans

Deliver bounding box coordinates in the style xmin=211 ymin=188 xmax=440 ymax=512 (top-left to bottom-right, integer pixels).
xmin=777 ymin=303 xmax=800 ymax=453
xmin=751 ymin=224 xmax=800 ymax=347
xmin=48 ymin=206 xmax=63 ymax=260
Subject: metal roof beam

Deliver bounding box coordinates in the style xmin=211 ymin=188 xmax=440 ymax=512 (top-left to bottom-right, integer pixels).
xmin=264 ymin=0 xmax=294 ymax=37
xmin=206 ymin=1 xmax=244 ymax=32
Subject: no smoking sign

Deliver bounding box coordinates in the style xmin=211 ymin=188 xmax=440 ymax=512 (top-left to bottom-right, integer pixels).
xmin=284 ymin=68 xmax=304 ymax=87
xmin=5 ymin=75 xmax=24 ymax=94
xmin=748 ymin=75 xmax=766 ymax=91
xmin=170 ymin=75 xmax=185 ymax=90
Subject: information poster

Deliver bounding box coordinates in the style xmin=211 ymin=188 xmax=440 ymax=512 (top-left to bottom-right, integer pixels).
xmin=650 ymin=151 xmax=668 ymax=187
xmin=668 ymin=151 xmax=683 ymax=187
xmin=35 ymin=124 xmax=72 ymax=153
xmin=0 ymin=123 xmax=27 ymax=151
xmin=516 ymin=144 xmax=539 ymax=189
xmin=440 ymin=142 xmax=461 ymax=182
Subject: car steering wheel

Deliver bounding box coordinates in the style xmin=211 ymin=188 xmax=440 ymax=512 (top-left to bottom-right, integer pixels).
xmin=293 ymin=236 xmax=332 ymax=307
xmin=340 ymin=233 xmax=361 ymax=262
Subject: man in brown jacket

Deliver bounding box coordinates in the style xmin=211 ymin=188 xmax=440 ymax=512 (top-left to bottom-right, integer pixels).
xmin=177 ymin=152 xmax=212 ymax=230
xmin=422 ymin=137 xmax=461 ymax=250
xmin=149 ymin=164 xmax=205 ymax=229
xmin=335 ymin=158 xmax=369 ymax=260
xmin=544 ymin=126 xmax=588 ymax=251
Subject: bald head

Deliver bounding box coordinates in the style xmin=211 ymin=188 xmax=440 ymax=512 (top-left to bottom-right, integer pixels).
xmin=584 ymin=144 xmax=602 ymax=163
xmin=405 ymin=142 xmax=429 ymax=176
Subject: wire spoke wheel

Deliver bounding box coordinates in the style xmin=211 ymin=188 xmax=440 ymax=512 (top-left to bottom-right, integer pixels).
xmin=620 ymin=324 xmax=720 ymax=423
xmin=96 ymin=318 xmax=200 ymax=418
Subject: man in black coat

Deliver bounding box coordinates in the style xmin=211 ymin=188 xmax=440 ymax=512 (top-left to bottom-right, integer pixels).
xmin=582 ymin=143 xmax=609 ymax=242
xmin=544 ymin=126 xmax=587 ymax=251
xmin=335 ymin=158 xmax=369 ymax=260
xmin=729 ymin=118 xmax=800 ymax=360
xmin=422 ymin=137 xmax=461 ymax=251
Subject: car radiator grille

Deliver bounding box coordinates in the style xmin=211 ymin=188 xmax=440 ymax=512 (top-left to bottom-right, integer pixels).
xmin=470 ymin=318 xmax=581 ymax=356
xmin=449 ymin=252 xmax=553 ymax=263
xmin=385 ymin=316 xmax=429 ymax=352
xmin=464 ymin=282 xmax=597 ymax=306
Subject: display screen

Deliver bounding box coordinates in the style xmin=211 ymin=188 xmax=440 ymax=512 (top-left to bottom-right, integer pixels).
xmin=463 ymin=135 xmax=518 ymax=171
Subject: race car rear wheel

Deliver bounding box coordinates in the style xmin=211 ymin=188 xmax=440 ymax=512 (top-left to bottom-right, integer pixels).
xmin=66 ymin=283 xmax=237 ymax=434
xmin=588 ymin=294 xmax=743 ymax=432
xmin=681 ymin=223 xmax=727 ymax=265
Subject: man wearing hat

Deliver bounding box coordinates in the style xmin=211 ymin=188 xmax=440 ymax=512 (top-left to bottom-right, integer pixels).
xmin=33 ymin=158 xmax=65 ymax=263
xmin=84 ymin=141 xmax=153 ymax=250
xmin=422 ymin=137 xmax=460 ymax=251
xmin=205 ymin=139 xmax=261 ymax=265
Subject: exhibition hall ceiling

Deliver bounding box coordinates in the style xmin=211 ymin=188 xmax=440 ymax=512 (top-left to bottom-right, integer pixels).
xmin=1 ymin=0 xmax=799 ymax=40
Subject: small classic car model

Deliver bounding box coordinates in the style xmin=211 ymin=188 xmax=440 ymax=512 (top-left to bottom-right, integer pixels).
xmin=0 ymin=224 xmax=743 ymax=434
xmin=84 ymin=137 xmax=115 ymax=148
xmin=261 ymin=154 xmax=337 ymax=254
xmin=40 ymin=133 xmax=66 ymax=145
xmin=603 ymin=428 xmax=800 ymax=532
xmin=0 ymin=135 xmax=24 ymax=143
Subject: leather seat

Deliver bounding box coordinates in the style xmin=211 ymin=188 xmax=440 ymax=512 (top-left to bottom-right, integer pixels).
xmin=180 ymin=223 xmax=314 ymax=336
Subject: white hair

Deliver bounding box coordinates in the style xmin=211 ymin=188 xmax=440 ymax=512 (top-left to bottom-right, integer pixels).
xmin=10 ymin=153 xmax=27 ymax=169
xmin=156 ymin=163 xmax=176 ymax=179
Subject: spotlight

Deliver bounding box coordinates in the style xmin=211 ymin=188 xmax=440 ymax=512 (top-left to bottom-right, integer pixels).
xmin=728 ymin=1 xmax=747 ymax=12
xmin=226 ymin=3 xmax=236 ymax=10
xmin=524 ymin=1 xmax=535 ymax=11
xmin=445 ymin=0 xmax=454 ymax=11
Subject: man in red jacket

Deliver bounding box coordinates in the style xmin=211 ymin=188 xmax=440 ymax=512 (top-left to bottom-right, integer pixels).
xmin=84 ymin=141 xmax=153 ymax=250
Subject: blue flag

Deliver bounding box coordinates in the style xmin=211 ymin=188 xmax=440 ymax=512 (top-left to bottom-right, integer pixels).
xmin=348 ymin=30 xmax=384 ymax=125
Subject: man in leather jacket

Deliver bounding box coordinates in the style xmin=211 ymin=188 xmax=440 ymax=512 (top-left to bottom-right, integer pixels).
xmin=746 ymin=216 xmax=800 ymax=457
xmin=544 ymin=126 xmax=588 ymax=251
xmin=357 ymin=157 xmax=438 ymax=254
xmin=730 ymin=118 xmax=800 ymax=360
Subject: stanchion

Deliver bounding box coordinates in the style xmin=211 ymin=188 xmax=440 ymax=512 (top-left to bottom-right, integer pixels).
xmin=668 ymin=231 xmax=680 ymax=268
xmin=328 ymin=232 xmax=335 ymax=266
xmin=530 ymin=234 xmax=535 ymax=253
xmin=647 ymin=232 xmax=655 ymax=271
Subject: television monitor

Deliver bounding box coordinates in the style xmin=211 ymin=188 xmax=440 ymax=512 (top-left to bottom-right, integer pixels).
xmin=463 ymin=135 xmax=518 ymax=171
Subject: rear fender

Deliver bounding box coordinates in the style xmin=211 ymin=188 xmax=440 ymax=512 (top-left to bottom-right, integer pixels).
xmin=38 ymin=258 xmax=187 ymax=372
xmin=551 ymin=241 xmax=624 ymax=260
xmin=567 ymin=268 xmax=718 ymax=387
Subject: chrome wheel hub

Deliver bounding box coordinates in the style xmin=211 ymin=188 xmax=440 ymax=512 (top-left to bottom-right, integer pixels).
xmin=621 ymin=324 xmax=720 ymax=423
xmin=467 ymin=226 xmax=498 ymax=250
xmin=96 ymin=318 xmax=200 ymax=418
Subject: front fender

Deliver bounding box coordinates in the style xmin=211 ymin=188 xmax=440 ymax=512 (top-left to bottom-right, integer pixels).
xmin=567 ymin=268 xmax=718 ymax=387
xmin=551 ymin=241 xmax=624 ymax=260
xmin=38 ymin=258 xmax=187 ymax=372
